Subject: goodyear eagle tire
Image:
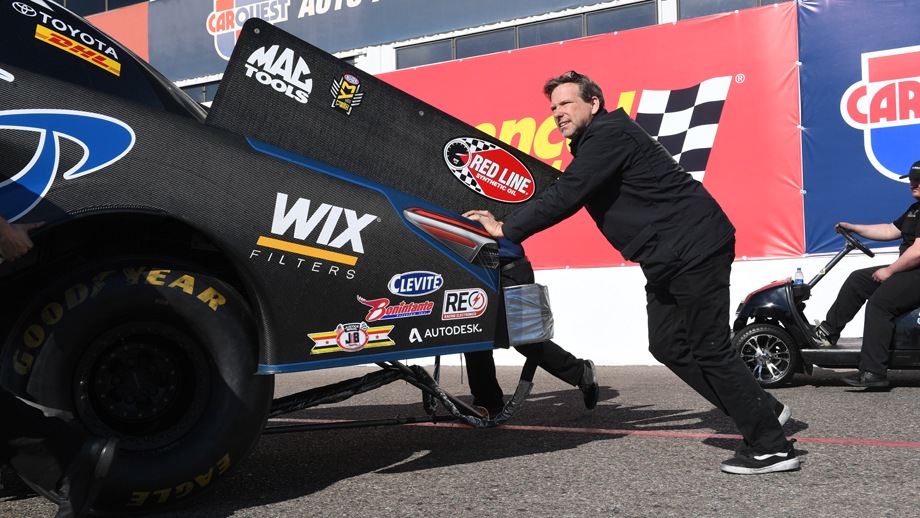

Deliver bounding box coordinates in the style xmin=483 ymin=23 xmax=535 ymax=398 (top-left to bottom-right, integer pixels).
xmin=1 ymin=262 xmax=274 ymax=514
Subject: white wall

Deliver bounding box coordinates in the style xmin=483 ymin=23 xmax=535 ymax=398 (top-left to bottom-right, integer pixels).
xmin=422 ymin=248 xmax=895 ymax=367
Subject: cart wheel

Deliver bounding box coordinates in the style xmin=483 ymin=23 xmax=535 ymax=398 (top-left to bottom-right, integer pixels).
xmin=732 ymin=323 xmax=801 ymax=387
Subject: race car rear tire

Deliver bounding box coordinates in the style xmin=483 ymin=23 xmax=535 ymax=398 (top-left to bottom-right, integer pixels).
xmin=1 ymin=261 xmax=274 ymax=514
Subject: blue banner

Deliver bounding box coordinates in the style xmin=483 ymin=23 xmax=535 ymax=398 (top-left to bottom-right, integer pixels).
xmin=800 ymin=0 xmax=920 ymax=253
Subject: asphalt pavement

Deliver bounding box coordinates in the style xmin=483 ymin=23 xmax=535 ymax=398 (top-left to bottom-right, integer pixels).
xmin=3 ymin=364 xmax=919 ymax=518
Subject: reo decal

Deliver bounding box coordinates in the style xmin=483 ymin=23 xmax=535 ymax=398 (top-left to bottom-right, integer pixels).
xmin=0 ymin=110 xmax=135 ymax=223
xmin=443 ymin=137 xmax=534 ymax=203
xmin=357 ymin=295 xmax=434 ymax=322
xmin=207 ymin=0 xmax=291 ymax=60
xmin=388 ymin=271 xmax=443 ymax=297
xmin=841 ymin=45 xmax=920 ymax=181
xmin=330 ymin=74 xmax=364 ymax=115
xmin=244 ymin=45 xmax=313 ymax=104
xmin=442 ymin=288 xmax=487 ymax=320
xmin=308 ymin=322 xmax=395 ymax=354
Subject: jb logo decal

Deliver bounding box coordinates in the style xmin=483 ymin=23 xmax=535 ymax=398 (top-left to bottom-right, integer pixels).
xmin=0 ymin=109 xmax=135 ymax=222
xmin=443 ymin=137 xmax=534 ymax=203
xmin=308 ymin=322 xmax=394 ymax=354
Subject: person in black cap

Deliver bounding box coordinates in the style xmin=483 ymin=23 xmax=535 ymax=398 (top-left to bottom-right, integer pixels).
xmin=814 ymin=160 xmax=920 ymax=388
xmin=1 ymin=215 xmax=119 ymax=518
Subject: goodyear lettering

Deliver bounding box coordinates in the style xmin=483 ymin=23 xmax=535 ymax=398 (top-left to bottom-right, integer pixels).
xmin=270 ymin=192 xmax=376 ymax=254
xmin=37 ymin=12 xmax=118 ymax=59
xmin=299 ymin=0 xmax=375 ymax=17
xmin=127 ymin=453 xmax=231 ymax=507
xmin=13 ymin=268 xmax=227 ymax=376
xmin=244 ymin=45 xmax=312 ymax=104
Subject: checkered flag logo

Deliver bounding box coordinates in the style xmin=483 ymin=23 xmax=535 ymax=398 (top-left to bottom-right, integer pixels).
xmin=634 ymin=76 xmax=732 ymax=182
xmin=444 ymin=137 xmax=490 ymax=195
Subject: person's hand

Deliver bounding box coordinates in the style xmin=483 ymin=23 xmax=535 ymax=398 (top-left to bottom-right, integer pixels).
xmin=872 ymin=266 xmax=892 ymax=283
xmin=0 ymin=221 xmax=44 ymax=261
xmin=463 ymin=210 xmax=504 ymax=238
xmin=835 ymin=222 xmax=853 ymax=234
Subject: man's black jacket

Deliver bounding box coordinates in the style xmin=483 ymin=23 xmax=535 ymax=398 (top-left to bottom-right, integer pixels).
xmin=502 ymin=107 xmax=735 ymax=285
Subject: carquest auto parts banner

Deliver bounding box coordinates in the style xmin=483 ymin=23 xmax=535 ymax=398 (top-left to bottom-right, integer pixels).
xmin=799 ymin=0 xmax=920 ymax=253
xmin=380 ymin=3 xmax=803 ymax=269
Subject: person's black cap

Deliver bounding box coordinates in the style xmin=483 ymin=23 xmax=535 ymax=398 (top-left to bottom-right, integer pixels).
xmin=899 ymin=160 xmax=920 ymax=180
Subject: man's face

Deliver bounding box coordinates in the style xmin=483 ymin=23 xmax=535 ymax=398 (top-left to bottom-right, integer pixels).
xmin=549 ymin=82 xmax=600 ymax=140
xmin=910 ymin=177 xmax=920 ymax=200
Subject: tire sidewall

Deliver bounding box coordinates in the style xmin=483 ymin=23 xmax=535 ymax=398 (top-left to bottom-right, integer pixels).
xmin=1 ymin=262 xmax=273 ymax=513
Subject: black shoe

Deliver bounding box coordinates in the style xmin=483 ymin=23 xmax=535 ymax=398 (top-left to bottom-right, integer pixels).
xmin=578 ymin=359 xmax=599 ymax=410
xmin=842 ymin=370 xmax=889 ymax=388
xmin=55 ymin=437 xmax=118 ymax=518
xmin=720 ymin=440 xmax=800 ymax=475
xmin=773 ymin=401 xmax=791 ymax=426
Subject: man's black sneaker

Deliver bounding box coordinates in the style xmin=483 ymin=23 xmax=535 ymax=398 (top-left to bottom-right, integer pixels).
xmin=842 ymin=370 xmax=889 ymax=388
xmin=773 ymin=401 xmax=791 ymax=426
xmin=578 ymin=359 xmax=599 ymax=410
xmin=720 ymin=440 xmax=800 ymax=475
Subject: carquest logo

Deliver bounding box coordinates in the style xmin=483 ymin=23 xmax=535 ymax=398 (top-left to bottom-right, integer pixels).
xmin=244 ymin=45 xmax=312 ymax=104
xmin=207 ymin=0 xmax=291 ymax=60
xmin=0 ymin=109 xmax=135 ymax=222
xmin=443 ymin=137 xmax=534 ymax=203
xmin=840 ymin=44 xmax=920 ymax=182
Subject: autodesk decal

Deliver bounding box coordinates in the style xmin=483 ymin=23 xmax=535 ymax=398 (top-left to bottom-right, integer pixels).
xmin=0 ymin=109 xmax=135 ymax=222
xmin=207 ymin=0 xmax=291 ymax=60
xmin=841 ymin=44 xmax=920 ymax=182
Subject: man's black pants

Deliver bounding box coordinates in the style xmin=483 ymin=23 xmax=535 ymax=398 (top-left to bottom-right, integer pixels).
xmin=465 ymin=258 xmax=584 ymax=408
xmin=823 ymin=265 xmax=920 ymax=375
xmin=646 ymin=240 xmax=788 ymax=453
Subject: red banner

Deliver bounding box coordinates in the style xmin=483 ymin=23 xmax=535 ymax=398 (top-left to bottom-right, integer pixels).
xmin=380 ymin=4 xmax=803 ymax=269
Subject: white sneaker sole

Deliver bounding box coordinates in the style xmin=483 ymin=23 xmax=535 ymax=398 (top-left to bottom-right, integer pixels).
xmin=720 ymin=457 xmax=801 ymax=475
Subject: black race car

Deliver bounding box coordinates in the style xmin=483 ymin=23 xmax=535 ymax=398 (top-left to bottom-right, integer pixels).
xmin=0 ymin=1 xmax=559 ymax=513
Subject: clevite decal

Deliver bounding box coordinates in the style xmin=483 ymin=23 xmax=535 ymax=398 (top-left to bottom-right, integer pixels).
xmin=387 ymin=271 xmax=444 ymax=297
xmin=443 ymin=137 xmax=534 ymax=203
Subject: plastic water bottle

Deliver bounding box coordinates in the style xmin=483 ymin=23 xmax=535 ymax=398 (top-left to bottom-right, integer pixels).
xmin=794 ymin=268 xmax=804 ymax=284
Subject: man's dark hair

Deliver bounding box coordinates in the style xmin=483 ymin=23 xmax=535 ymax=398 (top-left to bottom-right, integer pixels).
xmin=543 ymin=70 xmax=606 ymax=112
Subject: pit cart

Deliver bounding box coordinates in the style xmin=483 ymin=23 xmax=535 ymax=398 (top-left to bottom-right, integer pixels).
xmin=732 ymin=227 xmax=920 ymax=387
xmin=0 ymin=2 xmax=558 ymax=513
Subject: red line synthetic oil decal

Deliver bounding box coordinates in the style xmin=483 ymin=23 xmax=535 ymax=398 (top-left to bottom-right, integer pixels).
xmin=443 ymin=137 xmax=534 ymax=203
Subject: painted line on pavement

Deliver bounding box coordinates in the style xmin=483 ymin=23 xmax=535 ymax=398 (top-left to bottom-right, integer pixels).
xmin=268 ymin=418 xmax=920 ymax=449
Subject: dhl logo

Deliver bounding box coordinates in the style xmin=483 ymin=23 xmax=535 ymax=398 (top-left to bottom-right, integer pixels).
xmin=34 ymin=25 xmax=121 ymax=76
xmin=474 ymin=91 xmax=637 ymax=170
